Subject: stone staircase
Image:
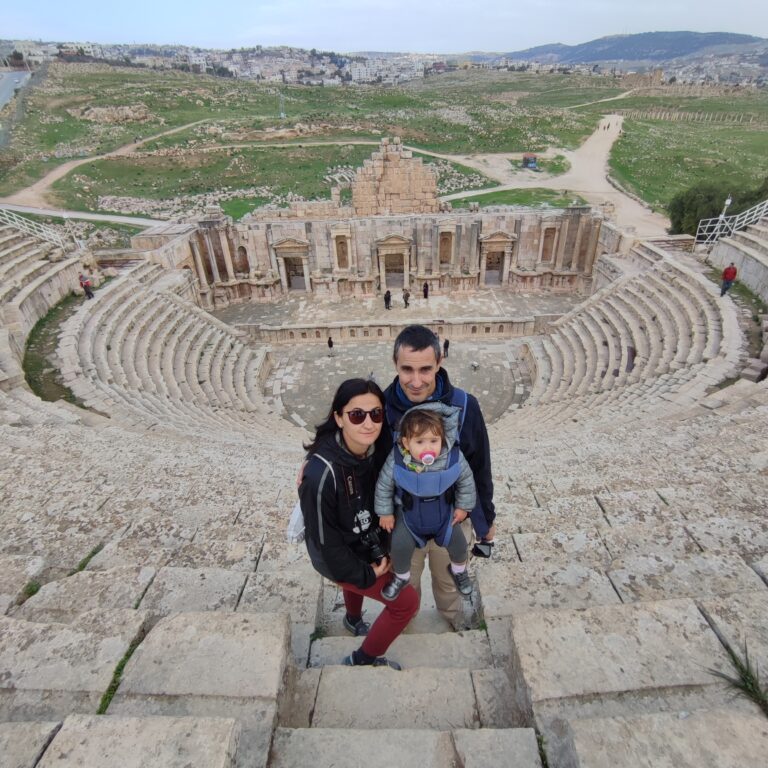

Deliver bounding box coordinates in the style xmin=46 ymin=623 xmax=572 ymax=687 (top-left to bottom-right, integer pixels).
xmin=1 ymin=228 xmax=767 ymax=765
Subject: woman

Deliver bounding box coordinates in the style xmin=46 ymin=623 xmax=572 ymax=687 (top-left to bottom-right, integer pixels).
xmin=299 ymin=378 xmax=418 ymax=669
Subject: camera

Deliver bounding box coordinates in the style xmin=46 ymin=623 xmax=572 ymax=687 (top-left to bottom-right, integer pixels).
xmin=360 ymin=528 xmax=387 ymax=564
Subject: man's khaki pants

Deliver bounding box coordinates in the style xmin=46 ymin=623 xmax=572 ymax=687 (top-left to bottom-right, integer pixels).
xmin=409 ymin=519 xmax=474 ymax=628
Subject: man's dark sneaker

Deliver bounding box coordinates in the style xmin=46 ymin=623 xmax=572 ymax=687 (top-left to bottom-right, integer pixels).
xmin=381 ymin=575 xmax=410 ymax=601
xmin=342 ymin=614 xmax=370 ymax=636
xmin=343 ymin=654 xmax=402 ymax=670
xmin=449 ymin=565 xmax=473 ymax=596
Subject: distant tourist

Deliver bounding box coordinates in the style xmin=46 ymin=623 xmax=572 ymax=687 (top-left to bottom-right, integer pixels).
xmin=384 ymin=290 xmax=392 ymax=310
xmin=720 ymin=263 xmax=737 ymax=297
xmin=327 ymin=336 xmax=335 ymax=356
xmin=78 ymin=273 xmax=94 ymax=300
xmin=443 ymin=338 xmax=450 ymax=358
xmin=402 ymin=287 xmax=410 ymax=308
xmin=423 ymin=282 xmax=429 ymax=300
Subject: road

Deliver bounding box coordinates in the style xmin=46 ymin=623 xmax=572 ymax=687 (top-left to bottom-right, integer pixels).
xmin=0 ymin=71 xmax=30 ymax=110
xmin=0 ymin=111 xmax=670 ymax=237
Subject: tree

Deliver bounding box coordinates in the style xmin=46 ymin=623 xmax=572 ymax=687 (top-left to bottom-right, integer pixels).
xmin=10 ymin=50 xmax=24 ymax=66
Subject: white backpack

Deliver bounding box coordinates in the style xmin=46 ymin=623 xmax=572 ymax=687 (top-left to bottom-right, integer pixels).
xmin=287 ymin=454 xmax=336 ymax=544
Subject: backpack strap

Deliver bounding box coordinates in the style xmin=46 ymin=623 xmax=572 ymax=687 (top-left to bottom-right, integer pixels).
xmin=309 ymin=453 xmax=336 ymax=546
xmin=449 ymin=387 xmax=468 ymax=435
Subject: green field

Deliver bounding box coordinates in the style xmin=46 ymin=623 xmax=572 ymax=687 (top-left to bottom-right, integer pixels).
xmin=2 ymin=63 xmax=767 ymax=215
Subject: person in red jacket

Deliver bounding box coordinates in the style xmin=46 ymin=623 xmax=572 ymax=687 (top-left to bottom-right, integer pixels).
xmin=78 ymin=273 xmax=94 ymax=300
xmin=721 ymin=263 xmax=737 ymax=296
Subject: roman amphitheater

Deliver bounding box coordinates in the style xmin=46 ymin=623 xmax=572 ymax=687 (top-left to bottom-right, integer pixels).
xmin=0 ymin=135 xmax=767 ymax=767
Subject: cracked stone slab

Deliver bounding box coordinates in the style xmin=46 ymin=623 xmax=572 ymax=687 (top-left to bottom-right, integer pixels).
xmin=110 ymin=612 xmax=290 ymax=768
xmin=15 ymin=566 xmax=155 ymax=624
xmin=310 ymin=630 xmax=492 ymax=670
xmin=509 ymin=598 xmax=735 ymax=728
xmin=0 ymin=555 xmax=45 ymax=615
xmin=137 ymin=566 xmax=246 ymax=622
xmin=166 ymin=538 xmax=263 ymax=571
xmin=269 ymin=728 xmax=457 ymax=768
xmin=698 ymin=590 xmax=768 ymax=680
xmin=472 ymin=668 xmax=518 ymax=727
xmin=0 ymin=609 xmax=148 ymax=721
xmin=238 ymin=567 xmax=322 ymax=625
xmin=595 ymin=489 xmax=681 ymax=526
xmin=606 ymin=552 xmax=766 ymax=603
xmin=599 ymin=522 xmax=701 ymax=560
xmin=513 ymin=529 xmax=609 ymax=565
xmin=37 ymin=714 xmax=239 ymax=768
xmin=478 ymin=560 xmax=620 ymax=618
xmin=453 ymin=728 xmax=542 ymax=768
xmin=544 ymin=709 xmax=768 ymax=768
xmin=686 ymin=515 xmax=768 ymax=556
xmin=312 ymin=667 xmax=478 ymax=729
xmin=0 ymin=721 xmax=61 ymax=768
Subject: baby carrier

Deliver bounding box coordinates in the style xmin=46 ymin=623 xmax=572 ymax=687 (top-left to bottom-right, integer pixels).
xmin=389 ymin=390 xmax=467 ymax=549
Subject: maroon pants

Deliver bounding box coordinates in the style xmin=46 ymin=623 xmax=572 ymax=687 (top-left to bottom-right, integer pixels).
xmin=338 ymin=574 xmax=419 ymax=657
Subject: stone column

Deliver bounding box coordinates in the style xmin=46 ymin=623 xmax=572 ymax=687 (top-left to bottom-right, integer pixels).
xmin=502 ymin=244 xmax=512 ymax=285
xmin=190 ymin=240 xmax=208 ymax=288
xmin=555 ymin=219 xmax=569 ymax=270
xmin=584 ymin=220 xmax=602 ymax=275
xmin=469 ymin=222 xmax=480 ymax=272
xmin=277 ymin=258 xmax=288 ymax=292
xmin=218 ymin=229 xmax=236 ymax=281
xmin=379 ymin=252 xmax=387 ymax=292
xmin=571 ymin=217 xmax=586 ymax=272
xmin=302 ymin=258 xmax=312 ymax=293
xmin=479 ymin=247 xmax=487 ymax=287
xmin=404 ymin=247 xmax=412 ymax=289
xmin=203 ymin=231 xmax=221 ymax=283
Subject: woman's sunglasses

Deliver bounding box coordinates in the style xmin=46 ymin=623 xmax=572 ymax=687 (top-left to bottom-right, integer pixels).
xmin=344 ymin=407 xmax=384 ymax=425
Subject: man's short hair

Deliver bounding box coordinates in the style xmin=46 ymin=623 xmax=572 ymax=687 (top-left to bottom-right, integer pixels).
xmin=393 ymin=324 xmax=441 ymax=363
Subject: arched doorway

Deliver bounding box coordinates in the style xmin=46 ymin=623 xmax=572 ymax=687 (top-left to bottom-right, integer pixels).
xmin=284 ymin=257 xmax=306 ymax=290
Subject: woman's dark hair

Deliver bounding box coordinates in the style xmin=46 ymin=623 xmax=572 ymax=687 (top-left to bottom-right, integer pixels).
xmin=303 ymin=378 xmax=385 ymax=453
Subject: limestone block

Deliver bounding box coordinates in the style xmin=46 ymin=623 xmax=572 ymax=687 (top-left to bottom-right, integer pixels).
xmin=0 ymin=721 xmax=60 ymax=768
xmin=545 ymin=709 xmax=768 ymax=768
xmin=472 ymin=668 xmax=518 ymax=727
xmin=166 ymin=539 xmax=262 ymax=571
xmin=513 ymin=530 xmax=610 ymax=565
xmin=0 ymin=555 xmax=45 ymax=615
xmin=138 ymin=566 xmax=246 ymax=623
xmin=509 ymin=598 xmax=733 ymax=728
xmin=269 ymin=728 xmax=456 ymax=768
xmin=16 ymin=566 xmax=155 ymax=624
xmin=37 ymin=714 xmax=239 ymax=768
xmin=606 ymin=552 xmax=766 ymax=602
xmin=698 ymin=590 xmax=768 ymax=678
xmin=478 ymin=560 xmax=620 ymax=619
xmin=686 ymin=515 xmax=768 ymax=556
xmin=595 ymin=489 xmax=682 ymax=526
xmin=599 ymin=522 xmax=701 ymax=559
xmin=453 ymin=728 xmax=542 ymax=768
xmin=751 ymin=552 xmax=768 ymax=583
xmin=310 ymin=629 xmax=492 ymax=670
xmin=110 ymin=612 xmax=290 ymax=768
xmin=277 ymin=667 xmax=320 ymax=728
xmin=312 ymin=667 xmax=478 ymax=729
xmin=0 ymin=609 xmax=148 ymax=721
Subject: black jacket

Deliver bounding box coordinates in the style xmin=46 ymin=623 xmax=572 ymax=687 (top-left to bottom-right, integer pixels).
xmin=299 ymin=432 xmax=383 ymax=589
xmin=381 ymin=369 xmax=495 ymax=537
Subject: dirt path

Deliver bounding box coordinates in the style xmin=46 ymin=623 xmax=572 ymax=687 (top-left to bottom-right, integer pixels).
xmin=2 ymin=112 xmax=669 ymax=237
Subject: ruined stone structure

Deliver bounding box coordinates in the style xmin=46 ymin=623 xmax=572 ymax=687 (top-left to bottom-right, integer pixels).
xmin=131 ymin=139 xmax=602 ymax=310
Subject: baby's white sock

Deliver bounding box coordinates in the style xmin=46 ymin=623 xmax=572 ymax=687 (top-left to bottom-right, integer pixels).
xmin=450 ymin=563 xmax=466 ymax=574
xmin=395 ymin=571 xmax=411 ymax=581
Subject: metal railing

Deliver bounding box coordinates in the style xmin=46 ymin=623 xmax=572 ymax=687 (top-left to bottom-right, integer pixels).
xmin=696 ymin=198 xmax=768 ymax=246
xmin=0 ymin=206 xmax=68 ymax=249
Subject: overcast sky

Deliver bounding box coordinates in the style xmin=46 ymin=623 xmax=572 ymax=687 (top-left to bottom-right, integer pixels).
xmin=5 ymin=0 xmax=767 ymax=53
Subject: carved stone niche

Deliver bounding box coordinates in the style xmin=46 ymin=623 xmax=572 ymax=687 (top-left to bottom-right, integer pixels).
xmin=478 ymin=230 xmax=517 ymax=287
xmin=272 ymin=236 xmax=311 ymax=292
xmin=375 ymin=233 xmax=413 ymax=292
xmin=330 ymin=224 xmax=353 ymax=272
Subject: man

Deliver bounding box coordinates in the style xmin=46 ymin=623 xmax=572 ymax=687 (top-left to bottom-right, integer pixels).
xmin=720 ymin=262 xmax=737 ymax=297
xmin=402 ymin=287 xmax=410 ymax=309
xmin=379 ymin=324 xmax=495 ymax=629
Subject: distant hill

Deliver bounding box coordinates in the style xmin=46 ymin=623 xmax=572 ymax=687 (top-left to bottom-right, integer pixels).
xmin=506 ymin=31 xmax=766 ymax=63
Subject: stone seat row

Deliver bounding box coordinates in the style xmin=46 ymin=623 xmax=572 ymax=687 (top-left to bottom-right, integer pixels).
xmin=515 ymin=244 xmax=739 ymax=423
xmin=56 ymin=262 xmax=285 ymax=439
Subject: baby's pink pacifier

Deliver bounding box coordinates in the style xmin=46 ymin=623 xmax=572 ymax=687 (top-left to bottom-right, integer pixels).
xmin=419 ymin=451 xmax=436 ymax=465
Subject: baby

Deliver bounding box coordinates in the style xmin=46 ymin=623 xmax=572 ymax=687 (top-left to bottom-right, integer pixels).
xmin=375 ymin=404 xmax=476 ymax=601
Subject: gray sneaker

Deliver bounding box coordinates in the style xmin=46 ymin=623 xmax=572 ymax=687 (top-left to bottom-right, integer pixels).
xmin=381 ymin=574 xmax=410 ymax=601
xmin=342 ymin=614 xmax=370 ymax=636
xmin=449 ymin=565 xmax=473 ymax=596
